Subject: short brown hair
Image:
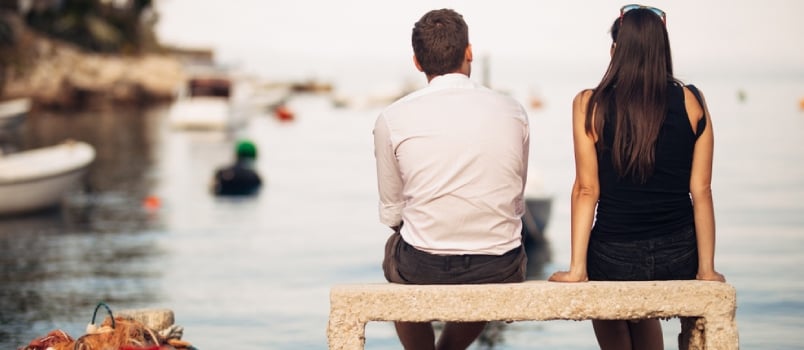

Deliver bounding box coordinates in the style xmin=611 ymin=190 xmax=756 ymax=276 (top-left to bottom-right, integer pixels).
xmin=411 ymin=9 xmax=469 ymax=76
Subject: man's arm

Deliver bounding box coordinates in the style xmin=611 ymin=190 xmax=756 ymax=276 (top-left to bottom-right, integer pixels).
xmin=373 ymin=114 xmax=405 ymax=228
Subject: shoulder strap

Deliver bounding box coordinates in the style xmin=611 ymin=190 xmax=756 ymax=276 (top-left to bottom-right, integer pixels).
xmin=686 ymin=84 xmax=703 ymax=105
xmin=685 ymin=84 xmax=707 ymax=137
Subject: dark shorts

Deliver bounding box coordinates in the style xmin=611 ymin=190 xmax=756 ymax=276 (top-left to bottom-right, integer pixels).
xmin=382 ymin=232 xmax=527 ymax=285
xmin=587 ymin=225 xmax=698 ymax=281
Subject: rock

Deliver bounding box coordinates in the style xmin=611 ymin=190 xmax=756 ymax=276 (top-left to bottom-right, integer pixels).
xmin=116 ymin=308 xmax=175 ymax=332
xmin=1 ymin=12 xmax=185 ymax=109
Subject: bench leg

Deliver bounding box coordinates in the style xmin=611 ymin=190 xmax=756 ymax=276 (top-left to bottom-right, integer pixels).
xmin=678 ymin=315 xmax=739 ymax=350
xmin=327 ymin=311 xmax=366 ymax=350
xmin=678 ymin=317 xmax=705 ymax=350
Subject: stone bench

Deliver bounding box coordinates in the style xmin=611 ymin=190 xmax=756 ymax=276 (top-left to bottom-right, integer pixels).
xmin=327 ymin=280 xmax=738 ymax=350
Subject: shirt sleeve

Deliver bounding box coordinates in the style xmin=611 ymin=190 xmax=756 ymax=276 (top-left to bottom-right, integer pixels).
xmin=518 ymin=106 xmax=530 ymax=217
xmin=516 ymin=105 xmax=530 ymax=216
xmin=373 ymin=114 xmax=405 ymax=227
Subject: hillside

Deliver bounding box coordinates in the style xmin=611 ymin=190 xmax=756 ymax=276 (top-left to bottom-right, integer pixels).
xmin=0 ymin=4 xmax=185 ymax=109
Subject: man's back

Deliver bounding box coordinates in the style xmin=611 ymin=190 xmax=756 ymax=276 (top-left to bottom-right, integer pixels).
xmin=374 ymin=73 xmax=529 ymax=255
xmin=374 ymin=9 xmax=531 ymax=348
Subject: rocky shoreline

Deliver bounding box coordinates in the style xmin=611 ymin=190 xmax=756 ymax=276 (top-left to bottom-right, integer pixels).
xmin=1 ymin=12 xmax=185 ymax=110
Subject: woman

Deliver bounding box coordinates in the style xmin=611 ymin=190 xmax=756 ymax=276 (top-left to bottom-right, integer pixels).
xmin=549 ymin=5 xmax=726 ymax=350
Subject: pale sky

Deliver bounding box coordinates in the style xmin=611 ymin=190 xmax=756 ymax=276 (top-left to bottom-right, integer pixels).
xmin=154 ymin=0 xmax=804 ymax=80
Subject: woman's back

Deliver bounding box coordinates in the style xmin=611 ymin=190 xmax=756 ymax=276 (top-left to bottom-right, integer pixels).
xmin=593 ymin=83 xmax=706 ymax=240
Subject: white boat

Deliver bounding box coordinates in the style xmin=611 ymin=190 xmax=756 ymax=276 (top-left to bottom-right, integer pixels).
xmin=0 ymin=140 xmax=95 ymax=216
xmin=0 ymin=97 xmax=31 ymax=130
xmin=168 ymin=70 xmax=251 ymax=131
xmin=168 ymin=95 xmax=233 ymax=130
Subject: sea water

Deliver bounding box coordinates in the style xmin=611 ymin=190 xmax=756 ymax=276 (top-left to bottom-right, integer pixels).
xmin=1 ymin=71 xmax=803 ymax=349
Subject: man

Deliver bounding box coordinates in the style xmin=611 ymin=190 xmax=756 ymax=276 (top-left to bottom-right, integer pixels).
xmin=212 ymin=139 xmax=262 ymax=196
xmin=373 ymin=8 xmax=530 ymax=350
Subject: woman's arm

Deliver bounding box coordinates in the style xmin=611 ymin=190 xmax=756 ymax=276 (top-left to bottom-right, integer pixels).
xmin=549 ymin=90 xmax=599 ymax=282
xmin=685 ymin=87 xmax=725 ymax=282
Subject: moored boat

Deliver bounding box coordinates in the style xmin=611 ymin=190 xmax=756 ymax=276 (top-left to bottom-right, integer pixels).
xmin=0 ymin=140 xmax=95 ymax=216
xmin=521 ymin=195 xmax=553 ymax=275
xmin=522 ymin=196 xmax=552 ymax=245
xmin=167 ymin=68 xmax=251 ymax=131
xmin=0 ymin=97 xmax=31 ymax=130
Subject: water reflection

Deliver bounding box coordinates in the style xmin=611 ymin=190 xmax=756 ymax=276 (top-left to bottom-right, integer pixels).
xmin=0 ymin=105 xmax=167 ymax=348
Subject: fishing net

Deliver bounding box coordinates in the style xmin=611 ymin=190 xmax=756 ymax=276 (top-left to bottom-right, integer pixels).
xmin=18 ymin=302 xmax=195 ymax=350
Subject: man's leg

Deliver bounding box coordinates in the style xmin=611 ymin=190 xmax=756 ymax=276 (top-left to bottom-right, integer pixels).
xmin=395 ymin=321 xmax=435 ymax=350
xmin=436 ymin=321 xmax=487 ymax=350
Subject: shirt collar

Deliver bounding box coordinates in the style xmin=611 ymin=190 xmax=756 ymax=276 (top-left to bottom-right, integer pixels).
xmin=389 ymin=73 xmax=479 ymax=107
xmin=428 ymin=73 xmax=475 ymax=88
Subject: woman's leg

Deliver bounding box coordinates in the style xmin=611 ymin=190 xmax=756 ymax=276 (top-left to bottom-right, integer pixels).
xmin=592 ymin=320 xmax=633 ymax=350
xmin=628 ymin=319 xmax=663 ymax=350
xmin=395 ymin=321 xmax=435 ymax=350
xmin=592 ymin=319 xmax=664 ymax=350
xmin=436 ymin=321 xmax=487 ymax=350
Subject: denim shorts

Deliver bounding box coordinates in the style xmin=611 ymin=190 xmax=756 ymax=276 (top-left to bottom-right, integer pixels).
xmin=587 ymin=225 xmax=698 ymax=281
xmin=382 ymin=232 xmax=527 ymax=285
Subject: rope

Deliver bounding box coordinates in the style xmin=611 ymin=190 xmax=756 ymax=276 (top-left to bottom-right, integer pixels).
xmin=91 ymin=302 xmax=115 ymax=329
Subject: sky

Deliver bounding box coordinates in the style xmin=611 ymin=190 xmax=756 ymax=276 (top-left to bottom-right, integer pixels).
xmin=153 ymin=0 xmax=804 ymax=85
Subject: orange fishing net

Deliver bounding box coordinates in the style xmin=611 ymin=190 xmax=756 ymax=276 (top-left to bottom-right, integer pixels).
xmin=19 ymin=303 xmax=194 ymax=350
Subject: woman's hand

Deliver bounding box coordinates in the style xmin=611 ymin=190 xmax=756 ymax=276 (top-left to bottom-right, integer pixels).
xmin=696 ymin=270 xmax=726 ymax=282
xmin=548 ymin=270 xmax=588 ymax=283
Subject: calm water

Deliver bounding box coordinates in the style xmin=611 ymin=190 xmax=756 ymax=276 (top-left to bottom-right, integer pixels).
xmin=1 ymin=74 xmax=803 ymax=349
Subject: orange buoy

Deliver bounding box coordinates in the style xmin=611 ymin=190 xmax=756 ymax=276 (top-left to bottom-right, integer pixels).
xmin=275 ymin=105 xmax=295 ymax=122
xmin=530 ymin=97 xmax=544 ymax=110
xmin=799 ymin=97 xmax=804 ymax=110
xmin=143 ymin=195 xmax=161 ymax=211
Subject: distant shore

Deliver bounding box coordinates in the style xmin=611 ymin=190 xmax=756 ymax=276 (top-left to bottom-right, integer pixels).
xmin=1 ymin=11 xmax=185 ymax=110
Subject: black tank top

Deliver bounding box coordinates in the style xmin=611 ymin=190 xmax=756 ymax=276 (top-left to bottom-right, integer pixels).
xmin=592 ymin=83 xmax=706 ymax=241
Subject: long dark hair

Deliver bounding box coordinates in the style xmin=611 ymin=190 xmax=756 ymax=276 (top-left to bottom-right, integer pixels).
xmin=586 ymin=9 xmax=676 ymax=183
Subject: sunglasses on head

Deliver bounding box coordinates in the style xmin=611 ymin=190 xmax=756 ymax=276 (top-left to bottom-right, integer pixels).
xmin=620 ymin=4 xmax=666 ymax=24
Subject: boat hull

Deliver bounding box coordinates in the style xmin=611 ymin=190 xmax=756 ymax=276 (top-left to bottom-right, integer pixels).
xmin=0 ymin=141 xmax=95 ymax=216
xmin=0 ymin=168 xmax=88 ymax=215
xmin=521 ymin=196 xmax=553 ymax=276
xmin=0 ymin=98 xmax=30 ymax=130
xmin=168 ymin=97 xmax=233 ymax=130
xmin=522 ymin=196 xmax=552 ymax=243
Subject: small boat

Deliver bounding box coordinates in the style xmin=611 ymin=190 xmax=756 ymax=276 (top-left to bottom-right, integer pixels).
xmin=168 ymin=69 xmax=249 ymax=131
xmin=522 ymin=196 xmax=552 ymax=245
xmin=0 ymin=140 xmax=95 ymax=216
xmin=521 ymin=174 xmax=552 ymax=245
xmin=0 ymin=97 xmax=31 ymax=130
xmin=521 ymin=196 xmax=553 ymax=275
